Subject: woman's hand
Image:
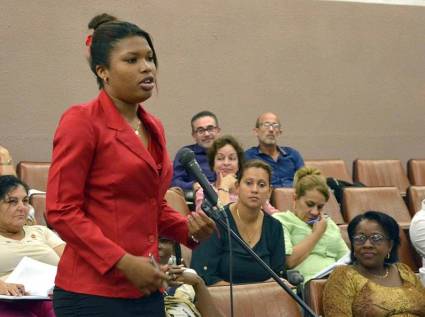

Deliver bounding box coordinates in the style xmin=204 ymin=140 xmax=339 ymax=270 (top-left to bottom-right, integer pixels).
xmin=188 ymin=210 xmax=216 ymax=242
xmin=0 ymin=280 xmax=26 ymax=296
xmin=116 ymin=254 xmax=166 ymax=295
xmin=217 ymin=172 xmax=237 ymax=193
xmin=312 ymin=215 xmax=327 ymax=236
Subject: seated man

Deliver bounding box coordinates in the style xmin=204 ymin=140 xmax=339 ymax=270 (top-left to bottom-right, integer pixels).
xmin=172 ymin=111 xmax=221 ymax=191
xmin=245 ymin=112 xmax=304 ymax=188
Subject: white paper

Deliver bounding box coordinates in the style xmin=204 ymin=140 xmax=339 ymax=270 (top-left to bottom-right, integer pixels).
xmin=311 ymin=251 xmax=351 ymax=280
xmin=1 ymin=257 xmax=57 ymax=300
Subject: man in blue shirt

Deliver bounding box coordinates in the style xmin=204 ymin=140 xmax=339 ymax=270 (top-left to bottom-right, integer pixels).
xmin=172 ymin=111 xmax=221 ymax=190
xmin=245 ymin=112 xmax=304 ymax=188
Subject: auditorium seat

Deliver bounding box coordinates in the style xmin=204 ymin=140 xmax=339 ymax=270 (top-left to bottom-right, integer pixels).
xmin=16 ymin=161 xmax=50 ymax=191
xmin=304 ymin=279 xmax=327 ymax=316
xmin=342 ymin=187 xmax=411 ymax=228
xmin=165 ymin=188 xmax=190 ymax=216
xmin=305 ymin=159 xmax=352 ymax=183
xmin=208 ymin=281 xmax=303 ymax=317
xmin=338 ymin=224 xmax=350 ymax=246
xmin=353 ymin=159 xmax=410 ymax=196
xmin=271 ymin=188 xmax=345 ymax=224
xmin=30 ymin=193 xmax=47 ymax=226
xmin=406 ymin=186 xmax=425 ymax=216
xmin=407 ymin=159 xmax=425 ymax=186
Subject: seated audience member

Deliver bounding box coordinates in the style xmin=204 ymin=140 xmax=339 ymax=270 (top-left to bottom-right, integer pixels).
xmin=410 ymin=199 xmax=425 ymax=259
xmin=195 ymin=135 xmax=277 ymax=214
xmin=191 ymin=160 xmax=285 ymax=286
xmin=323 ymin=211 xmax=425 ymax=317
xmin=0 ymin=175 xmax=65 ymax=317
xmin=158 ymin=238 xmax=223 ymax=317
xmin=245 ymin=112 xmax=304 ymax=188
xmin=273 ymin=167 xmax=348 ymax=283
xmin=172 ymin=111 xmax=221 ymax=191
xmin=0 ymin=145 xmax=16 ymax=176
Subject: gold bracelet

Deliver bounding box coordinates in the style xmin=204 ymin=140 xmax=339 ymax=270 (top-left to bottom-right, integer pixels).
xmin=0 ymin=160 xmax=12 ymax=166
xmin=218 ymin=188 xmax=229 ymax=193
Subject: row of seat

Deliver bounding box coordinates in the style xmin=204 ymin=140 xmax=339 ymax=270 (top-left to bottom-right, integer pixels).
xmin=273 ymin=186 xmax=423 ymax=224
xmin=14 ymin=158 xmax=425 ymax=193
xmin=307 ymin=158 xmax=425 ymax=196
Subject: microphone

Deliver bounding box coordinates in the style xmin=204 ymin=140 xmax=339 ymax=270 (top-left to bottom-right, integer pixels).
xmin=178 ymin=147 xmax=219 ymax=208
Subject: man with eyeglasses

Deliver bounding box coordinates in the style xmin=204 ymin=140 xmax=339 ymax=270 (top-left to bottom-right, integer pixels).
xmin=245 ymin=112 xmax=304 ymax=188
xmin=171 ymin=111 xmax=221 ymax=190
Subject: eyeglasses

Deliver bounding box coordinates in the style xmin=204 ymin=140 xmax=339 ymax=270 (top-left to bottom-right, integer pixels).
xmin=259 ymin=122 xmax=281 ymax=130
xmin=194 ymin=125 xmax=218 ymax=135
xmin=352 ymin=233 xmax=388 ymax=246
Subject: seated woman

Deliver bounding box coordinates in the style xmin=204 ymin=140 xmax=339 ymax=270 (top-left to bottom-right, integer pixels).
xmin=195 ymin=135 xmax=277 ymax=214
xmin=191 ymin=159 xmax=285 ymax=286
xmin=0 ymin=175 xmax=65 ymax=317
xmin=323 ymin=211 xmax=425 ymax=317
xmin=272 ymin=167 xmax=349 ymax=283
xmin=158 ymin=237 xmax=223 ymax=317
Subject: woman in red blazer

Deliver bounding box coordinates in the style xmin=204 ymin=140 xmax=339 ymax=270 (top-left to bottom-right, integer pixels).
xmin=46 ymin=21 xmax=215 ymax=317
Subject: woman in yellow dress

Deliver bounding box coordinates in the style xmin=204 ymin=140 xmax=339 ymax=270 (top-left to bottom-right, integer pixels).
xmin=323 ymin=211 xmax=425 ymax=316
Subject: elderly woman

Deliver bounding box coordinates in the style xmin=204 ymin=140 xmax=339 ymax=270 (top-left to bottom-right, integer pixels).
xmin=0 ymin=175 xmax=65 ymax=316
xmin=323 ymin=211 xmax=425 ymax=316
xmin=195 ymin=135 xmax=277 ymax=214
xmin=272 ymin=167 xmax=349 ymax=283
xmin=191 ymin=159 xmax=285 ymax=286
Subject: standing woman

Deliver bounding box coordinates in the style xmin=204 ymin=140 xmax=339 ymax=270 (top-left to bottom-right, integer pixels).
xmin=46 ymin=21 xmax=215 ymax=317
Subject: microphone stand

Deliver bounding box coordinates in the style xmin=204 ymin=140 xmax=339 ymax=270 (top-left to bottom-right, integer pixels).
xmin=201 ymin=200 xmax=318 ymax=317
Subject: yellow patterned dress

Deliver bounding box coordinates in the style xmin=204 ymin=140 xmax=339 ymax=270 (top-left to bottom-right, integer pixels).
xmin=323 ymin=263 xmax=425 ymax=317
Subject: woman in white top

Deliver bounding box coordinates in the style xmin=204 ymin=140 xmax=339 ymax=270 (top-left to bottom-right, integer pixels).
xmin=0 ymin=175 xmax=64 ymax=317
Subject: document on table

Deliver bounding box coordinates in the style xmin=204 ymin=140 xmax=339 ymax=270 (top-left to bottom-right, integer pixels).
xmin=0 ymin=256 xmax=57 ymax=300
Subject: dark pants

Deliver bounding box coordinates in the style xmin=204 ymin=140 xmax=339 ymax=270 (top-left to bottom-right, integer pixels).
xmin=53 ymin=287 xmax=165 ymax=317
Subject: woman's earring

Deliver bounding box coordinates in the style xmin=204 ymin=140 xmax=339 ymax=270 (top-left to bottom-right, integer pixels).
xmin=387 ymin=252 xmax=391 ymax=259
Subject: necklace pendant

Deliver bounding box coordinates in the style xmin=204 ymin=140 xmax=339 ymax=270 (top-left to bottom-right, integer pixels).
xmin=135 ymin=130 xmax=140 ymax=136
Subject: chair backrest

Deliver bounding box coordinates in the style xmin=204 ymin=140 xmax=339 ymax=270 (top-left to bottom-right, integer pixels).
xmin=16 ymin=161 xmax=51 ymax=191
xmin=304 ymin=279 xmax=327 ymax=316
xmin=271 ymin=188 xmax=345 ymax=224
xmin=338 ymin=224 xmax=350 ymax=247
xmin=0 ymin=146 xmax=16 ymax=176
xmin=208 ymin=282 xmax=303 ymax=317
xmin=353 ymin=159 xmax=410 ymax=195
xmin=30 ymin=193 xmax=47 ymax=226
xmin=342 ymin=187 xmax=411 ymax=226
xmin=407 ymin=159 xmax=425 ymax=186
xmin=305 ymin=159 xmax=352 ymax=183
xmin=407 ymin=186 xmax=425 ymax=216
xmin=165 ymin=189 xmax=190 ymax=216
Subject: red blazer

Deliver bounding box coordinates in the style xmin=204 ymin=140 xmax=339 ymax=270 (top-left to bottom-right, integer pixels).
xmin=46 ymin=90 xmax=194 ymax=298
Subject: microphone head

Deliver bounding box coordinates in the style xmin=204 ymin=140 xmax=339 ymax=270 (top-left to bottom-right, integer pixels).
xmin=178 ymin=147 xmax=196 ymax=165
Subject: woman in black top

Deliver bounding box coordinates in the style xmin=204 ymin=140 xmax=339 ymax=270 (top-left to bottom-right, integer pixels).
xmin=191 ymin=160 xmax=285 ymax=286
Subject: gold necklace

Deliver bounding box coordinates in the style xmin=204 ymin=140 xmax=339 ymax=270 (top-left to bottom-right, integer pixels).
xmin=130 ymin=119 xmax=142 ymax=136
xmin=369 ymin=267 xmax=389 ymax=279
xmin=236 ymin=207 xmax=261 ymax=244
xmin=357 ymin=265 xmax=389 ymax=279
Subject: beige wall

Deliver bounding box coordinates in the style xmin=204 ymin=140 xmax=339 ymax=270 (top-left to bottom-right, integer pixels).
xmin=1 ymin=0 xmax=425 ymax=173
